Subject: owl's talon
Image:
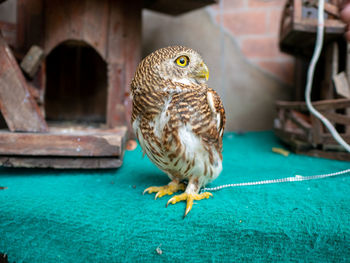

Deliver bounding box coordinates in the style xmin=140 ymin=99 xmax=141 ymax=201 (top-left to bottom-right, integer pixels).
xmin=143 ymin=187 xmax=157 ymax=195
xmin=143 ymin=182 xmax=185 ymax=199
xmin=166 ymin=192 xmax=213 ymax=217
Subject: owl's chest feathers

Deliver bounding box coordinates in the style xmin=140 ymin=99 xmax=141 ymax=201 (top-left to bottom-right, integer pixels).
xmin=133 ymin=91 xmax=222 ymax=184
xmin=140 ymin=90 xmax=205 ymax=143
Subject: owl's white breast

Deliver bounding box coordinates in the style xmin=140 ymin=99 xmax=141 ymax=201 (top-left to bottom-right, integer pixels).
xmin=151 ymin=96 xmax=172 ymax=138
xmin=177 ymin=123 xmax=222 ymax=184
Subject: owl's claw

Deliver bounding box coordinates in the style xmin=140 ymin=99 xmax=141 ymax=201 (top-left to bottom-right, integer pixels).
xmin=143 ymin=182 xmax=185 ymax=200
xmin=166 ymin=192 xmax=213 ymax=218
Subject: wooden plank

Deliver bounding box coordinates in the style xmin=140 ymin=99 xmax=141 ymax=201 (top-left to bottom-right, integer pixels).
xmin=107 ymin=0 xmax=126 ymax=128
xmin=0 ymin=21 xmax=16 ymax=47
xmin=0 ymin=126 xmax=127 ymax=156
xmin=276 ymin=99 xmax=350 ymax=111
xmin=274 ymin=130 xmax=313 ymax=151
xmin=275 ymin=128 xmax=350 ymax=161
xmin=320 ymin=133 xmax=350 ymax=144
xmin=27 ymin=60 xmax=46 ymax=116
xmin=44 ymin=0 xmax=109 ymax=59
xmin=274 ymin=127 xmax=309 ymax=143
xmin=293 ymin=18 xmax=344 ymax=34
xmin=295 ymin=19 xmax=346 ymax=34
xmin=322 ymin=111 xmax=350 ymax=125
xmin=124 ymin=0 xmax=142 ymax=131
xmin=107 ymin=0 xmax=142 ymax=129
xmin=305 ymin=1 xmax=340 ymax=18
xmin=333 ymin=71 xmax=350 ymax=98
xmin=16 ymin=0 xmax=44 ymax=54
xmin=295 ymin=149 xmax=350 ymax=161
xmin=323 ymin=2 xmax=339 ymax=18
xmin=20 ymin=45 xmax=45 ymax=78
xmin=289 ymin=110 xmax=312 ymax=131
xmin=321 ymin=43 xmax=337 ymax=99
xmin=0 ymin=156 xmax=123 ymax=169
xmin=0 ymin=33 xmax=48 ymax=132
xmin=310 ymin=114 xmax=323 ymax=144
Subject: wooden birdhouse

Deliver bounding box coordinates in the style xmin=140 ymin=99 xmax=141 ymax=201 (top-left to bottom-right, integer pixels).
xmin=280 ymin=0 xmax=346 ymax=57
xmin=0 ymin=0 xmax=216 ymax=169
xmin=275 ymin=0 xmax=350 ymax=161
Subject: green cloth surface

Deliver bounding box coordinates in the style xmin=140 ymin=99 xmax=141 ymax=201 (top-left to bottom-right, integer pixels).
xmin=0 ymin=131 xmax=350 ymax=262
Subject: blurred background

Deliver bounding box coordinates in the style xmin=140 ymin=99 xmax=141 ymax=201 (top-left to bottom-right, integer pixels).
xmin=142 ymin=0 xmax=293 ymax=131
xmin=0 ymin=0 xmax=293 ymax=132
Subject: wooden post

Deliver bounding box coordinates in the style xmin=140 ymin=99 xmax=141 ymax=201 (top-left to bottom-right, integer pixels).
xmin=16 ymin=0 xmax=44 ymax=55
xmin=0 ymin=33 xmax=48 ymax=132
xmin=106 ymin=0 xmax=142 ymax=129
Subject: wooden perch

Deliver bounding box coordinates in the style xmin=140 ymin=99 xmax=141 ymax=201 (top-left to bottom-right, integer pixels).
xmin=0 ymin=126 xmax=126 ymax=157
xmin=0 ymin=33 xmax=48 ymax=132
xmin=0 ymin=156 xmax=123 ymax=169
xmin=20 ymin=45 xmax=45 ymax=78
xmin=275 ymin=99 xmax=350 ymax=161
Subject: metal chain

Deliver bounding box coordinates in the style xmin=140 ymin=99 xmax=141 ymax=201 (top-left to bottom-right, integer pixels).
xmin=200 ymin=169 xmax=350 ymax=193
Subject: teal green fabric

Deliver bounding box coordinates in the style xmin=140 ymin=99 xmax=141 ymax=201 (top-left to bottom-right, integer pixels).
xmin=0 ymin=131 xmax=350 ymax=262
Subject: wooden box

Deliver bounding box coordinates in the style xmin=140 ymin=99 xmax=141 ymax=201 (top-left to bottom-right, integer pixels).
xmin=0 ymin=0 xmax=216 ymax=169
xmin=280 ymin=0 xmax=346 ymax=57
xmin=275 ymin=99 xmax=350 ymax=161
xmin=275 ymin=0 xmax=350 ymax=160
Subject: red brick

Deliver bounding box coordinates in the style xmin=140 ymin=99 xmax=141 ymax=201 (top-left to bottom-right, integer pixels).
xmin=241 ymin=37 xmax=283 ymax=59
xmin=248 ymin=0 xmax=286 ymax=8
xmin=256 ymin=59 xmax=295 ymax=84
xmin=268 ymin=8 xmax=284 ymax=35
xmin=217 ymin=10 xmax=267 ymax=36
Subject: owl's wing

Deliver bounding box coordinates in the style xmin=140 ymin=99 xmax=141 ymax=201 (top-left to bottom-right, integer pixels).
xmin=207 ymin=88 xmax=226 ymax=139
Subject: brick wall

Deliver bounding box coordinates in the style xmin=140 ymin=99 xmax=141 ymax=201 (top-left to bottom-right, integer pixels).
xmin=210 ymin=0 xmax=294 ymax=85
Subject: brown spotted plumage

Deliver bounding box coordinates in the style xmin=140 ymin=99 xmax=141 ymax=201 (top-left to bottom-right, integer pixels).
xmin=131 ymin=46 xmax=225 ymax=217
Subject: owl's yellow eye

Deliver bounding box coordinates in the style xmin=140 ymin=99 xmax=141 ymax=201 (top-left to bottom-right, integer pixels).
xmin=175 ymin=56 xmax=189 ymax=67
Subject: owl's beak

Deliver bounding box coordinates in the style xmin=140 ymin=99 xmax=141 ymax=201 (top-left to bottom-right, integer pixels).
xmin=196 ymin=62 xmax=209 ymax=81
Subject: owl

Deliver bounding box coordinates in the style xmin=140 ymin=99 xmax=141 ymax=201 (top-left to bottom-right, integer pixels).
xmin=131 ymin=46 xmax=225 ymax=217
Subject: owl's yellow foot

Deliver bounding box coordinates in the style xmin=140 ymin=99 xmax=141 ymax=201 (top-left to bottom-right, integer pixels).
xmin=166 ymin=192 xmax=213 ymax=218
xmin=143 ymin=181 xmax=185 ymax=199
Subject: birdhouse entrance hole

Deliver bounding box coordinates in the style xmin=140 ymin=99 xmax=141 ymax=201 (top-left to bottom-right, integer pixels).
xmin=45 ymin=40 xmax=107 ymax=124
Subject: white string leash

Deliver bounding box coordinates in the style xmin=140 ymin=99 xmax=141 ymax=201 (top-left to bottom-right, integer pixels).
xmin=201 ymin=168 xmax=350 ymax=193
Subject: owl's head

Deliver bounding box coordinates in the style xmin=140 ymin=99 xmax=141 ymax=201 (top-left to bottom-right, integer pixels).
xmin=144 ymin=46 xmax=209 ymax=86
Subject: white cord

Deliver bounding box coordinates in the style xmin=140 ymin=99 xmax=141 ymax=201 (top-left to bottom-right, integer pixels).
xmin=305 ymin=0 xmax=350 ymax=152
xmin=200 ymin=0 xmax=350 ymax=194
xmin=201 ymin=169 xmax=350 ymax=193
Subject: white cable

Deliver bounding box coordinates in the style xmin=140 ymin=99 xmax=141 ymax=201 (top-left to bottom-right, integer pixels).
xmin=201 ymin=169 xmax=350 ymax=193
xmin=305 ymin=0 xmax=350 ymax=152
